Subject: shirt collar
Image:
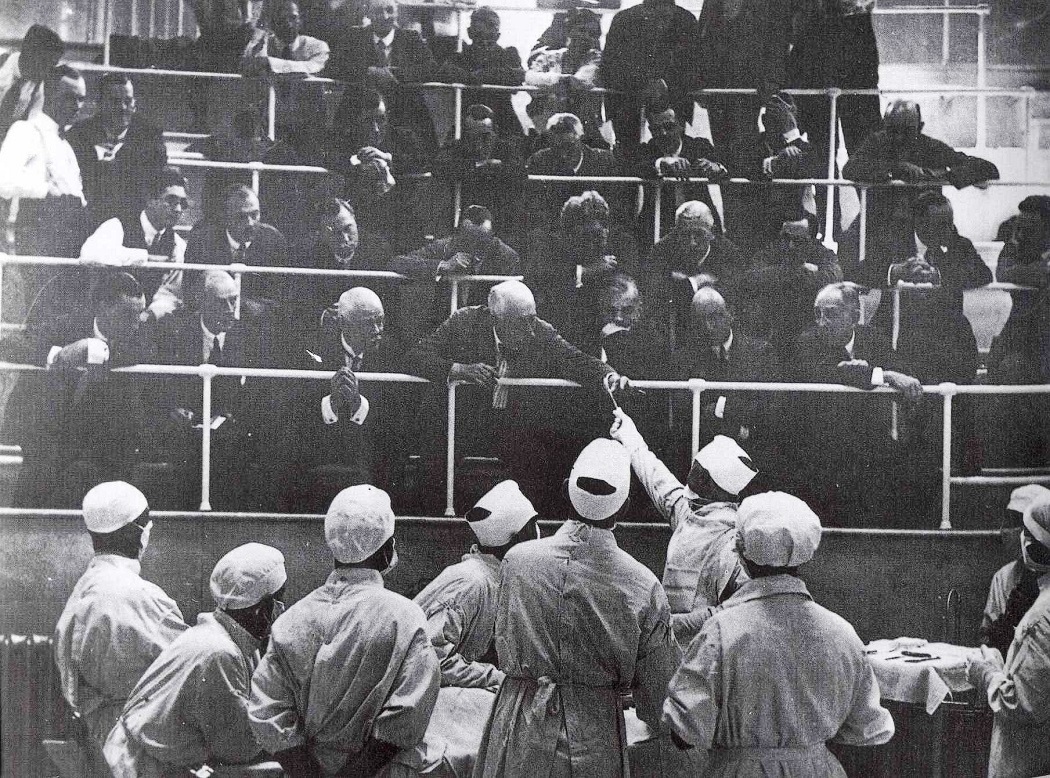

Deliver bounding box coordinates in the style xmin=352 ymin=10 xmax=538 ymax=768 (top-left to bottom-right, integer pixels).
xmin=140 ymin=210 xmax=160 ymax=245
xmin=92 ymin=318 xmax=108 ymax=343
xmin=783 ymin=128 xmax=802 ymax=144
xmin=373 ymin=28 xmax=396 ymax=48
xmin=209 ymin=609 xmax=262 ymax=660
xmin=722 ymin=329 xmax=734 ymax=353
xmin=465 ymin=545 xmax=502 ymax=574
xmin=36 ymin=111 xmax=61 ymax=136
xmin=571 ymin=148 xmax=584 ymax=174
xmin=844 ymin=330 xmax=856 ymax=357
xmin=91 ymin=552 xmax=141 ymax=576
xmin=340 ymin=333 xmax=361 ymax=362
xmin=726 ymin=574 xmax=812 ymax=607
xmin=558 ymin=518 xmax=619 ymax=546
xmin=226 ymin=230 xmax=250 ymax=252
xmin=325 ymin=567 xmax=385 ymax=592
xmin=914 ymin=232 xmax=929 ymax=257
xmin=671 ymin=139 xmax=684 ymax=157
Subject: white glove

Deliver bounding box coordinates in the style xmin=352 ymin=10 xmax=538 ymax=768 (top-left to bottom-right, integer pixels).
xmin=610 ymin=408 xmax=646 ymax=454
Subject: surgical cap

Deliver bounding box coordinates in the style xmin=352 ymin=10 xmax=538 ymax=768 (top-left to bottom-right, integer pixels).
xmin=210 ymin=543 xmax=287 ymax=609
xmin=325 ymin=485 xmax=395 ymax=563
xmin=569 ymin=439 xmax=631 ymax=522
xmin=1007 ymin=484 xmax=1050 ymax=515
xmin=694 ymin=435 xmax=758 ymax=496
xmin=466 ymin=480 xmax=537 ymax=547
xmin=738 ymin=491 xmax=822 ymax=567
xmin=82 ymin=481 xmax=148 ymax=533
xmin=1024 ymin=502 xmax=1050 ymax=550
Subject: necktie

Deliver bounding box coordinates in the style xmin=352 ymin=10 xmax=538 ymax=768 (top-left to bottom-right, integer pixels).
xmin=151 ymin=229 xmax=174 ymax=257
xmin=234 ymin=243 xmax=247 ymax=264
xmin=347 ymin=353 xmax=363 ymax=371
xmin=376 ymin=40 xmax=390 ymax=67
xmin=492 ymin=349 xmax=509 ymax=410
xmin=209 ymin=336 xmax=222 ymax=365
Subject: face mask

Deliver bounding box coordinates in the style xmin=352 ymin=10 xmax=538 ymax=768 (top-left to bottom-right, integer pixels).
xmin=1021 ymin=534 xmax=1050 ymax=574
xmin=139 ymin=521 xmax=153 ymax=556
xmin=271 ymin=598 xmax=286 ymax=622
xmin=381 ymin=547 xmax=399 ymax=576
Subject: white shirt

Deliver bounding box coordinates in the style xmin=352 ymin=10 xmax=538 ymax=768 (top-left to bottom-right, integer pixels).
xmin=226 ymin=230 xmax=251 ymax=259
xmin=93 ymin=126 xmax=129 ymax=161
xmin=244 ymin=30 xmax=330 ymax=74
xmin=320 ymin=334 xmax=371 ymax=426
xmin=844 ymin=329 xmax=885 ymax=385
xmin=201 ymin=317 xmax=227 ymax=363
xmin=0 ymin=112 xmax=85 ymax=202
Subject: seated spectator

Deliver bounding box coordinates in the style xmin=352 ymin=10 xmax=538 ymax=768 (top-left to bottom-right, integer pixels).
xmin=631 ymin=105 xmax=726 ymax=242
xmin=1 ymin=272 xmax=150 ymax=507
xmin=525 ymin=190 xmax=640 ymax=333
xmin=432 ymin=104 xmax=526 ymax=247
xmin=525 ymin=8 xmax=604 ymax=150
xmin=743 ymin=216 xmax=843 ymax=353
xmin=525 ymin=113 xmax=622 ymax=232
xmin=437 ymin=7 xmax=525 ymax=138
xmin=0 ymin=64 xmax=87 ymax=304
xmin=727 ymin=92 xmax=822 ymax=255
xmin=992 ymin=195 xmax=1050 ymax=350
xmin=0 ymin=24 xmax=64 ymax=139
xmin=147 ymin=270 xmax=282 ymax=510
xmin=325 ymin=0 xmax=439 ymax=149
xmin=184 ymin=184 xmax=290 ymax=316
xmin=79 ymin=166 xmax=191 ymax=322
xmin=278 ymin=287 xmax=422 ymax=512
xmin=68 ymin=72 xmax=167 ymax=231
xmin=301 ymin=0 xmax=368 ymax=45
xmin=103 ymin=544 xmax=285 ymax=776
xmin=185 ymin=0 xmax=260 ymax=131
xmin=406 ymin=279 xmax=625 ymax=515
xmin=389 ymin=205 xmax=521 ymax=338
xmin=643 ymin=200 xmax=751 ymax=341
xmin=602 ymin=0 xmax=702 ymax=154
xmin=289 ymin=197 xmax=393 ymax=327
xmin=319 ymin=86 xmax=434 ymax=251
xmin=840 ymin=99 xmax=999 ymax=277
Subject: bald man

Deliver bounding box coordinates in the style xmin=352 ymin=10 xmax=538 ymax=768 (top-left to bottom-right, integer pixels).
xmin=841 ymin=99 xmax=999 ymax=282
xmin=280 ymin=287 xmax=421 ymax=511
xmin=149 ymin=270 xmax=279 ymax=510
xmin=408 ymin=280 xmax=625 ymax=515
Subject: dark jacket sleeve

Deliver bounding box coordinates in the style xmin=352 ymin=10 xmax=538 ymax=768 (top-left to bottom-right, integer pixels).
xmin=387 ymin=240 xmax=447 ymax=278
xmin=534 ymin=318 xmax=613 ymax=387
xmin=406 ymin=308 xmax=474 ymax=383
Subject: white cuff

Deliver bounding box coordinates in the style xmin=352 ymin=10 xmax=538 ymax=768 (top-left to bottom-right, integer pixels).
xmin=575 ymin=264 xmax=583 ymax=289
xmin=349 ymin=395 xmax=369 ymax=425
xmin=714 ymin=396 xmax=727 ymax=419
xmin=871 ymin=367 xmax=885 ymax=386
xmin=762 ymin=157 xmax=774 ymax=177
xmin=46 ymin=346 xmax=63 ymax=367
xmin=321 ymin=394 xmax=339 ymax=424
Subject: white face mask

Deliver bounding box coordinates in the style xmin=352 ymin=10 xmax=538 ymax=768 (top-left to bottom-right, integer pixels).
xmin=381 ymin=547 xmax=399 ymax=577
xmin=1021 ymin=533 xmax=1050 ymax=574
xmin=138 ymin=521 xmax=153 ymax=557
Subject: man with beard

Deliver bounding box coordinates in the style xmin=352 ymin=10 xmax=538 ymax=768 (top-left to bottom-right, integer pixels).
xmin=526 ymin=190 xmax=640 ymax=334
xmin=68 ymin=72 xmax=167 ymax=230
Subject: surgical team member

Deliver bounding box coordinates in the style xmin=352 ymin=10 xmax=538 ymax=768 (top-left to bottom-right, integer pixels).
xmin=249 ymin=485 xmax=454 ymax=778
xmin=103 ymin=543 xmax=287 ymax=777
xmin=474 ymin=438 xmax=681 ymax=778
xmin=611 ymin=409 xmax=759 ymax=646
xmin=413 ymin=480 xmax=541 ymax=776
xmin=968 ymin=499 xmax=1050 ymax=778
xmin=54 ymin=481 xmax=188 ymax=754
xmin=662 ymin=491 xmax=895 ymax=777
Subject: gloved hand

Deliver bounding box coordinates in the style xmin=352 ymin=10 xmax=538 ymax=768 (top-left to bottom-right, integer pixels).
xmin=610 ymin=408 xmax=646 ymax=454
xmin=966 ymin=644 xmax=1005 ymax=693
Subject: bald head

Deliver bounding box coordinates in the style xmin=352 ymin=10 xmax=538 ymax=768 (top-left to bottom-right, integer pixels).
xmin=885 ymin=100 xmax=923 ymax=145
xmin=675 ymin=201 xmax=715 ymax=229
xmin=201 ymin=271 xmax=238 ymax=334
xmin=814 ymin=282 xmax=861 ymax=347
xmin=338 ymin=287 xmax=385 ymax=354
xmin=691 ymin=287 xmax=732 ymax=347
xmin=489 ymin=281 xmax=537 ymax=351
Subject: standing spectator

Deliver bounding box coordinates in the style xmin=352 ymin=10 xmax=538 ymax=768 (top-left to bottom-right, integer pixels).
xmin=0 ymin=64 xmax=87 ymax=304
xmin=54 ymin=482 xmax=188 ymax=757
xmin=525 ymin=8 xmax=604 ymax=149
xmin=631 ymin=105 xmax=726 ymax=242
xmin=840 ymin=100 xmax=999 ymax=276
xmin=185 ymin=0 xmax=259 ymax=131
xmin=0 ymin=24 xmax=64 ymax=139
xmin=242 ymin=0 xmax=330 ymax=75
xmin=68 ymin=73 xmax=167 ymax=231
xmin=662 ymin=492 xmax=895 ymax=772
xmin=103 ymin=544 xmax=286 ymax=776
xmin=602 ymin=0 xmax=702 ymax=154
xmin=437 ymin=7 xmax=525 ymax=138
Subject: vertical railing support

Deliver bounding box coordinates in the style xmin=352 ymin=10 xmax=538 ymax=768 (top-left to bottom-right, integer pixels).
xmin=454 ymin=85 xmax=463 ymax=141
xmin=445 ymin=381 xmax=457 ymax=516
xmin=941 ymin=0 xmax=951 ymax=69
xmin=976 ymin=12 xmax=987 ymax=149
xmin=858 ymin=187 xmax=868 ymax=265
xmin=940 ymin=383 xmax=957 ymax=529
xmin=449 ymin=278 xmax=460 ymax=317
xmin=267 ymin=83 xmax=277 ymax=142
xmin=824 ymin=89 xmax=840 ymax=249
xmin=689 ymin=378 xmax=705 ymax=458
xmin=199 ymin=368 xmax=215 ymax=510
xmin=102 ymin=0 xmax=112 ymax=65
xmin=0 ymin=260 xmax=5 ymax=329
xmin=891 ymin=287 xmax=901 ymax=351
xmin=249 ymin=161 xmax=261 ymax=196
xmin=230 ymin=263 xmax=246 ymax=319
xmin=653 ymin=183 xmax=661 ymax=241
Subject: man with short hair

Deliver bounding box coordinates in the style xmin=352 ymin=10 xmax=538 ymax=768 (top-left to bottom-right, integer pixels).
xmin=0 ymin=24 xmax=65 ymax=138
xmin=68 ymin=72 xmax=167 ymax=230
xmin=79 ymin=165 xmax=191 ymax=321
xmin=104 ymin=543 xmax=286 ymax=776
xmin=242 ymin=0 xmax=330 ymax=75
xmin=250 ymin=485 xmax=455 ymax=776
xmin=55 ymin=481 xmax=188 ymax=756
xmin=612 ymin=410 xmax=759 ymax=646
xmin=475 ymin=438 xmax=682 ymax=777
xmin=184 ymin=184 xmax=290 ymax=313
xmin=663 ymin=491 xmax=894 ymax=772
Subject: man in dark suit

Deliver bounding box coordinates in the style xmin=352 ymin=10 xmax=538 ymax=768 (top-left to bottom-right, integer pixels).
xmin=524 ymin=113 xmax=624 ymax=232
xmin=601 ymin=0 xmax=701 ymax=154
xmin=632 ymin=106 xmax=726 ymax=242
xmin=278 ymin=286 xmax=420 ymax=512
xmin=67 ymin=72 xmax=167 ymax=230
xmin=146 ymin=270 xmax=281 ymax=510
xmin=184 ymin=184 xmax=290 ymax=315
xmin=2 ymin=272 xmax=150 ymax=507
xmin=325 ymin=0 xmax=438 ymax=149
xmin=407 ymin=280 xmax=627 ymax=514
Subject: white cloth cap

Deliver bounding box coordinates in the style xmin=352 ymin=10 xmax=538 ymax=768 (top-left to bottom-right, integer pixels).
xmin=1024 ymin=502 xmax=1050 ymax=549
xmin=569 ymin=438 xmax=631 ymax=522
xmin=694 ymin=435 xmax=758 ymax=496
xmin=210 ymin=543 xmax=287 ymax=609
xmin=325 ymin=485 xmax=396 ymax=563
xmin=738 ymin=491 xmax=822 ymax=567
xmin=467 ymin=480 xmax=537 ymax=546
xmin=1008 ymin=484 xmax=1050 ymax=515
xmin=82 ymin=481 xmax=149 ymax=533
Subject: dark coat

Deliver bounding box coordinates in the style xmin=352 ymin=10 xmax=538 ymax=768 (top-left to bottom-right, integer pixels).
xmin=524 ymin=144 xmax=626 ymax=230
xmin=698 ymin=0 xmax=795 ymax=93
xmin=183 ymin=221 xmax=290 ymax=313
xmin=633 ymin=136 xmax=724 ymax=240
xmin=67 ymin=115 xmax=168 ymax=229
xmin=441 ymin=43 xmax=525 ymax=137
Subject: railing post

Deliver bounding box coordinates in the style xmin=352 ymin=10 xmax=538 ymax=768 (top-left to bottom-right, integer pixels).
xmin=824 ymin=89 xmax=840 ymax=249
xmin=131 ymin=0 xmax=139 ymax=37
xmin=249 ymin=161 xmax=261 ymax=196
xmin=454 ymin=85 xmax=463 ymax=141
xmin=653 ymin=182 xmax=661 ymax=241
xmin=199 ymin=368 xmax=215 ymax=511
xmin=449 ymin=278 xmax=460 ymax=317
xmin=102 ymin=0 xmax=112 ymax=65
xmin=858 ymin=186 xmax=868 ymax=265
xmin=267 ymin=83 xmax=277 ymax=142
xmin=1023 ymin=87 xmax=1033 ymax=175
xmin=445 ymin=381 xmax=457 ymax=517
xmin=941 ymin=0 xmax=951 ymax=69
xmin=148 ymin=0 xmax=157 ymax=39
xmin=976 ymin=11 xmax=987 ymax=149
xmin=453 ymin=182 xmax=462 ymax=228
xmin=230 ymin=263 xmax=245 ymax=319
xmin=891 ymin=287 xmax=901 ymax=351
xmin=0 ymin=260 xmax=5 ymax=328
xmin=690 ymin=378 xmax=705 ymax=458
xmin=940 ymin=383 xmax=957 ymax=529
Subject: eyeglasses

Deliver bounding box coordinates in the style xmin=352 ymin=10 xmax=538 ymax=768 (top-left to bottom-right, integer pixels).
xmin=163 ymin=195 xmax=190 ymax=208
